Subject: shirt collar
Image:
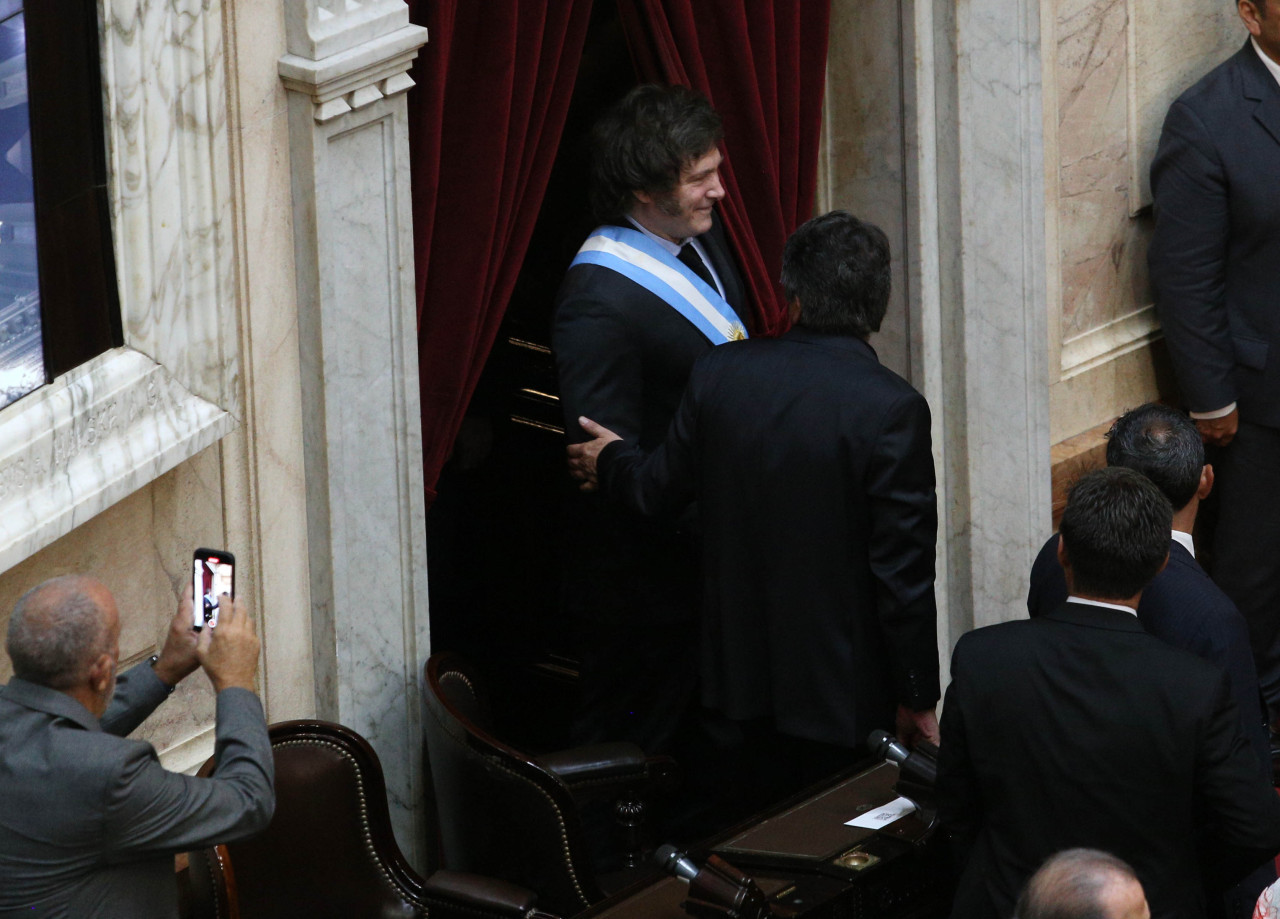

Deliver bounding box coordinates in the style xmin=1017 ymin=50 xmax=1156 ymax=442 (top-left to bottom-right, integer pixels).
xmin=1170 ymin=529 xmax=1195 ymax=558
xmin=1066 ymin=596 xmax=1139 ymax=617
xmin=1253 ymin=37 xmax=1280 ymax=89
xmin=625 ymin=215 xmax=685 ymax=256
xmin=0 ymin=677 xmax=101 ymax=731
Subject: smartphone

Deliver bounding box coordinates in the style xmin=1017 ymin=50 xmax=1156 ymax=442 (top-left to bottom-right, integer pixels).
xmin=192 ymin=548 xmax=235 ymax=630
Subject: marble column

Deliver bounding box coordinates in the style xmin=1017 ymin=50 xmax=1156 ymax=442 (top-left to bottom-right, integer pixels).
xmin=822 ymin=0 xmax=1051 ymax=674
xmin=278 ymin=0 xmax=430 ymax=866
xmin=919 ymin=0 xmax=1052 ymax=648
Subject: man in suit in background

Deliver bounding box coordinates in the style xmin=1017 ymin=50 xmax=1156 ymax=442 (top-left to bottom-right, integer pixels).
xmin=1016 ymin=849 xmax=1150 ymax=919
xmin=553 ymin=84 xmax=749 ymax=754
xmin=0 ymin=575 xmax=274 ymax=919
xmin=568 ymin=211 xmax=939 ymax=818
xmin=1027 ymin=405 xmax=1274 ymax=918
xmin=939 ymin=468 xmax=1280 ymax=919
xmin=1149 ymin=0 xmax=1280 ymax=730
xmin=1026 ymin=404 xmax=1268 ymax=766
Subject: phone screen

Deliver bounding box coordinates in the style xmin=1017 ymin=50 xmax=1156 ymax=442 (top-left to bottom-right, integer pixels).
xmin=193 ymin=550 xmax=234 ymax=630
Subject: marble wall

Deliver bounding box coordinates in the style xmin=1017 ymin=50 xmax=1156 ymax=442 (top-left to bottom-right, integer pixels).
xmin=1045 ymin=0 xmax=1243 ymax=441
xmin=819 ymin=0 xmax=1245 ymax=642
xmin=0 ymin=0 xmax=313 ymax=777
xmin=821 ymin=0 xmax=1052 ymax=654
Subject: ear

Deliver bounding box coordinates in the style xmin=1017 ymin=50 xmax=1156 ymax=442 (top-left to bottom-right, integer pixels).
xmin=1198 ymin=464 xmax=1214 ymax=500
xmin=1240 ymin=0 xmax=1265 ymax=37
xmin=87 ymin=652 xmax=114 ymax=696
xmin=788 ymin=298 xmax=803 ymax=324
xmin=1056 ymin=535 xmax=1076 ymax=593
xmin=632 ymin=188 xmax=654 ymax=207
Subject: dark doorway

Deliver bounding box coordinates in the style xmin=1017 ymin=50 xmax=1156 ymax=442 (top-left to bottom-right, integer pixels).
xmin=425 ymin=0 xmax=636 ymax=752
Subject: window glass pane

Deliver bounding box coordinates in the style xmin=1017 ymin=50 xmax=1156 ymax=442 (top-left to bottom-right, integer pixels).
xmin=0 ymin=8 xmax=41 ymax=411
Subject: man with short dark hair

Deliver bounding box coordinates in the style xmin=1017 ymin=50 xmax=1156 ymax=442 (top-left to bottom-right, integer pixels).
xmin=569 ymin=210 xmax=939 ymax=815
xmin=0 ymin=575 xmax=274 ymax=918
xmin=1027 ymin=405 xmax=1275 ymax=918
xmin=553 ymin=83 xmax=749 ymax=753
xmin=1148 ymin=0 xmax=1280 ymax=732
xmin=1016 ymin=849 xmax=1150 ymax=919
xmin=1027 ymin=404 xmax=1268 ymax=766
xmin=939 ymin=467 xmax=1280 ymax=919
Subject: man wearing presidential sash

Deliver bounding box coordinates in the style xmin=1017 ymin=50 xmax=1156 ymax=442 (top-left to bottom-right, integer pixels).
xmin=552 ymin=84 xmax=748 ymax=772
xmin=568 ymin=212 xmax=940 ymax=822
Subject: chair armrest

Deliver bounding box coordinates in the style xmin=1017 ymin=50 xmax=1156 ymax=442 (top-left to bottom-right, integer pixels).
xmin=422 ymin=869 xmax=544 ymax=917
xmin=535 ymin=742 xmax=649 ymax=787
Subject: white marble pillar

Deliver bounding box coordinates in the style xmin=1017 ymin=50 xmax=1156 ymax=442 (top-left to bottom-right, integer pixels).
xmin=823 ymin=0 xmax=1051 ymax=672
xmin=278 ymin=0 xmax=430 ymax=866
xmin=917 ymin=0 xmax=1052 ymax=647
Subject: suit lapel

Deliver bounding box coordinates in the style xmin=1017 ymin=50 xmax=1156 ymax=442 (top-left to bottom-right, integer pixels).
xmin=1253 ymin=96 xmax=1280 ymax=149
xmin=1237 ymin=40 xmax=1280 ymax=148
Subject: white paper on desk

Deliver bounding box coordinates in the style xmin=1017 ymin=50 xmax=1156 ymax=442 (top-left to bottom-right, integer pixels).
xmin=844 ymin=796 xmax=917 ymax=829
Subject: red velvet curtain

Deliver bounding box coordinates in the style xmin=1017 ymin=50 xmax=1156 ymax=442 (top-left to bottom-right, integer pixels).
xmin=407 ymin=0 xmax=593 ymax=503
xmin=616 ymin=0 xmax=831 ymax=337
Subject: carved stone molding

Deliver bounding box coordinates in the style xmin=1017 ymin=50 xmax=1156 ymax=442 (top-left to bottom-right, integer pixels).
xmin=0 ymin=349 xmax=232 ymax=572
xmin=285 ymin=0 xmax=410 ymax=60
xmin=0 ymin=0 xmax=243 ymax=576
xmin=279 ymin=0 xmax=427 ymax=123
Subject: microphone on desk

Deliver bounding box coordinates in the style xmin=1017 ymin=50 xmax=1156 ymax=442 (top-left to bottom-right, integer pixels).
xmin=655 ymin=843 xmax=701 ymax=882
xmin=869 ymin=729 xmax=910 ymax=765
xmin=654 ymin=844 xmax=774 ymax=918
xmin=868 ymin=729 xmax=938 ymax=787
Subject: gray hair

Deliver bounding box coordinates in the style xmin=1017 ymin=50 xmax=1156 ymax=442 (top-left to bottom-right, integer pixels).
xmin=6 ymin=575 xmax=110 ymax=689
xmin=1015 ymin=848 xmax=1143 ymax=919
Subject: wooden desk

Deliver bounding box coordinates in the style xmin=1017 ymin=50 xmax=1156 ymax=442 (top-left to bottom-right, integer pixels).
xmin=578 ymin=762 xmax=952 ymax=918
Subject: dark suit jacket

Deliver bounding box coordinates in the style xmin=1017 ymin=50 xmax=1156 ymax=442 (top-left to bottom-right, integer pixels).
xmin=1027 ymin=534 xmax=1270 ymax=768
xmin=0 ymin=663 xmax=275 ymax=919
xmin=1150 ymin=39 xmax=1280 ymax=425
xmin=938 ymin=602 xmax=1280 ymax=919
xmin=598 ymin=329 xmax=940 ymax=747
xmin=552 ymin=215 xmax=748 ymax=626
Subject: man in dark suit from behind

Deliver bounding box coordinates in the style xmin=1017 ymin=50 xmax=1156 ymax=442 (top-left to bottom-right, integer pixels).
xmin=0 ymin=575 xmax=274 ymax=919
xmin=1027 ymin=404 xmax=1269 ymax=765
xmin=1026 ymin=404 xmax=1274 ymax=919
xmin=568 ymin=210 xmax=940 ymax=819
xmin=1148 ymin=0 xmax=1280 ymax=730
xmin=552 ymin=84 xmax=749 ymax=754
xmin=939 ymin=468 xmax=1280 ymax=919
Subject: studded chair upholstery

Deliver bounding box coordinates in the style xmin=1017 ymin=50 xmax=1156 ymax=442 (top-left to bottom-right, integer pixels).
xmin=187 ymin=719 xmax=556 ymax=919
xmin=422 ymin=653 xmax=677 ymax=917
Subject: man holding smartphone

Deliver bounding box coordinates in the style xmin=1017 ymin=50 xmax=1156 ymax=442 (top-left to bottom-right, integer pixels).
xmin=0 ymin=573 xmax=275 ymax=919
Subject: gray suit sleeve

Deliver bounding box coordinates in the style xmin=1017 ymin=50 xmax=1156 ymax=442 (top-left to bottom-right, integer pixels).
xmin=101 ymin=688 xmax=275 ymax=858
xmin=100 ymin=662 xmax=172 ymax=737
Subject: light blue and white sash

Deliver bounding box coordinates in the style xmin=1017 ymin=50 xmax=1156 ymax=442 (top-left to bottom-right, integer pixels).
xmin=571 ymin=225 xmax=748 ymax=345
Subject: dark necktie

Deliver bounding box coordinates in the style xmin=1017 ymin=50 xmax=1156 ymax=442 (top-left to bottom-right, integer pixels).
xmin=678 ymin=242 xmax=717 ymax=291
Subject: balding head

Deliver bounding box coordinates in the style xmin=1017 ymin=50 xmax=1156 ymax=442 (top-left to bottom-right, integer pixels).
xmin=6 ymin=575 xmax=119 ymax=690
xmin=1016 ymin=849 xmax=1149 ymax=919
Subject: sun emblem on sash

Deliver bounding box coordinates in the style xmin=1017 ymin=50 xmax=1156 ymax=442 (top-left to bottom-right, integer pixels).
xmin=729 ymin=323 xmax=746 ymax=341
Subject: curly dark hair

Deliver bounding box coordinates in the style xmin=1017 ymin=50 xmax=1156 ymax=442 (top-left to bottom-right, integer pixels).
xmin=589 ymin=84 xmax=723 ymax=222
xmin=780 ymin=210 xmax=892 ymax=337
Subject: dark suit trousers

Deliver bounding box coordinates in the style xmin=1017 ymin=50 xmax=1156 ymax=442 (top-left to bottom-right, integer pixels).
xmin=1212 ymin=421 xmax=1280 ymax=718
